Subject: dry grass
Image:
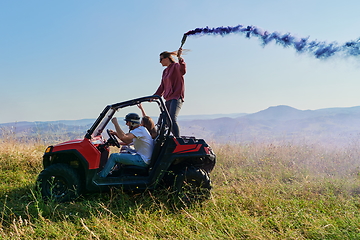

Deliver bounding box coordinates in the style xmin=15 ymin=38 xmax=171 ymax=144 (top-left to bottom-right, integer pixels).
xmin=1 ymin=139 xmax=360 ymax=239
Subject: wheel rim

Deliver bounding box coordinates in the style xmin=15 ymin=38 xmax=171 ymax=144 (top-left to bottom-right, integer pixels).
xmin=181 ymin=178 xmax=209 ymax=200
xmin=176 ymin=168 xmax=211 ymax=203
xmin=45 ymin=175 xmax=70 ymax=198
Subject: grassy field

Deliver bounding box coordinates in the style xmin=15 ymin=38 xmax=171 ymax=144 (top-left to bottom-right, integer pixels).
xmin=1 ymin=139 xmax=360 ymax=239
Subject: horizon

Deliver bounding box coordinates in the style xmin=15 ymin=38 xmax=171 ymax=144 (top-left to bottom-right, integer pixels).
xmin=2 ymin=103 xmax=360 ymax=125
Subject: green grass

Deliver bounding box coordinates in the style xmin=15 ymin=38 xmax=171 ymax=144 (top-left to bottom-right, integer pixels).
xmin=1 ymin=140 xmax=360 ymax=239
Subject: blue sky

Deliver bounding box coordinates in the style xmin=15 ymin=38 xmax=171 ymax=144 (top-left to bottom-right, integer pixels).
xmin=1 ymin=0 xmax=360 ymax=123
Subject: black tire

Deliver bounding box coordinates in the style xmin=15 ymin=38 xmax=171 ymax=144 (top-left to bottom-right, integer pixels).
xmin=203 ymin=155 xmax=216 ymax=173
xmin=174 ymin=166 xmax=212 ymax=204
xmin=36 ymin=163 xmax=82 ymax=202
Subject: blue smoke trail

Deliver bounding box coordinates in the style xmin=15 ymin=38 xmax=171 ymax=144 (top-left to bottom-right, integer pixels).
xmin=184 ymin=25 xmax=360 ymax=59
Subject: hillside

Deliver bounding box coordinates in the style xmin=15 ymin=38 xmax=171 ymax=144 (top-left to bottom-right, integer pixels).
xmin=2 ymin=105 xmax=360 ymax=146
xmin=180 ymin=105 xmax=360 ymax=146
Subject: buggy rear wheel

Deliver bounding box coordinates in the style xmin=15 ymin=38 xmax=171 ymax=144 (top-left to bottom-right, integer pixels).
xmin=36 ymin=163 xmax=82 ymax=202
xmin=174 ymin=166 xmax=211 ymax=204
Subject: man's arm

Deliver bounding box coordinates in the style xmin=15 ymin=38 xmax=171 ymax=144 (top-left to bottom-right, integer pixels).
xmin=111 ymin=117 xmax=134 ymax=144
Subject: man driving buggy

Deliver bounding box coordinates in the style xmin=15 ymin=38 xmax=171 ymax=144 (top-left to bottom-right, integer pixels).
xmin=98 ymin=113 xmax=154 ymax=178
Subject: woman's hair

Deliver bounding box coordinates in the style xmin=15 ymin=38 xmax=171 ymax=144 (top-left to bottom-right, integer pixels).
xmin=141 ymin=116 xmax=157 ymax=139
xmin=160 ymin=51 xmax=177 ymax=63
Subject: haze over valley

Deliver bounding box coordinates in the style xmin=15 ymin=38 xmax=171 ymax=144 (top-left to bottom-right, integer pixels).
xmin=2 ymin=105 xmax=360 ymax=147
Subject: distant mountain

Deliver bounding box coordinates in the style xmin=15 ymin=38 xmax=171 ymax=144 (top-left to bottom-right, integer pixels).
xmin=2 ymin=106 xmax=360 ymax=146
xmin=178 ymin=113 xmax=247 ymax=120
xmin=0 ymin=120 xmax=93 ymax=143
xmin=0 ymin=119 xmax=95 ymax=129
xmin=179 ymin=105 xmax=360 ymax=146
xmin=244 ymin=105 xmax=313 ymax=121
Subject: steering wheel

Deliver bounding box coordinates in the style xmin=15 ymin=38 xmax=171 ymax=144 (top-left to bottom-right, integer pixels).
xmin=106 ymin=129 xmax=120 ymax=148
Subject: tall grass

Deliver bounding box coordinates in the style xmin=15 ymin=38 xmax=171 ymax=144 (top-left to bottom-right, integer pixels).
xmin=1 ymin=139 xmax=360 ymax=239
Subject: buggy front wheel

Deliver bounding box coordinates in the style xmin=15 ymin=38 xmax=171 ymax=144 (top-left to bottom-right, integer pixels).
xmin=36 ymin=163 xmax=82 ymax=202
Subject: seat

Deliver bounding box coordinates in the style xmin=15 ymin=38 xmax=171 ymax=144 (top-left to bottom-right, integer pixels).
xmin=120 ymin=113 xmax=167 ymax=175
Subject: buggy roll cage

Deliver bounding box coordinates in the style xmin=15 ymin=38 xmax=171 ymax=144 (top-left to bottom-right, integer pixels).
xmin=84 ymin=95 xmax=172 ymax=140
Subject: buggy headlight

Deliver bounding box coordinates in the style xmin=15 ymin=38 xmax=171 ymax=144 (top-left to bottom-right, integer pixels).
xmin=45 ymin=146 xmax=53 ymax=153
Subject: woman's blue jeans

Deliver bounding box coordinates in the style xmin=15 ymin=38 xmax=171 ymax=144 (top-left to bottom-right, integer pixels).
xmin=165 ymin=98 xmax=183 ymax=138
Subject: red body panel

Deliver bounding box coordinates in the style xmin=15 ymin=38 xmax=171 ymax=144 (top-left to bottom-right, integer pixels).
xmin=172 ymin=138 xmax=202 ymax=154
xmin=52 ymin=138 xmax=101 ymax=169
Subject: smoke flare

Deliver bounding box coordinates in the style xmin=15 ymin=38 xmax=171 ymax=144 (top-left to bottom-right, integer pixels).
xmin=184 ymin=24 xmax=360 ymax=59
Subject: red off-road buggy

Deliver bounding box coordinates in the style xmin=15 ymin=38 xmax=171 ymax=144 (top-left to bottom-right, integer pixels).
xmin=36 ymin=95 xmax=216 ymax=202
